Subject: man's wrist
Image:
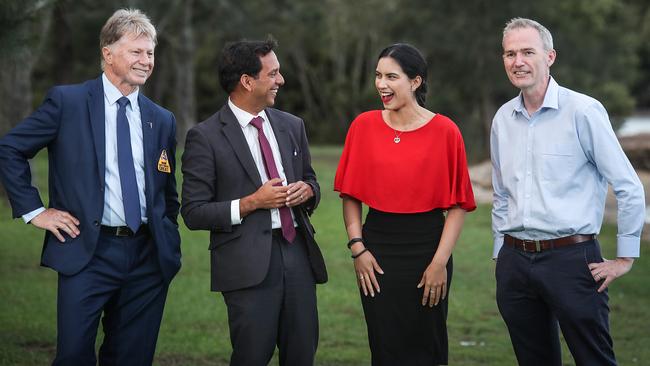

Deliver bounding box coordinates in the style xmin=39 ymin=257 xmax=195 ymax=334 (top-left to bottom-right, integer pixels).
xmin=23 ymin=207 xmax=46 ymax=224
xmin=239 ymin=193 xmax=257 ymax=217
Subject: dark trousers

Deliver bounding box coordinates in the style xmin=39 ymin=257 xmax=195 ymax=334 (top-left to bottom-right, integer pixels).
xmin=53 ymin=230 xmax=168 ymax=366
xmin=222 ymin=231 xmax=318 ymax=366
xmin=496 ymin=239 xmax=616 ymax=366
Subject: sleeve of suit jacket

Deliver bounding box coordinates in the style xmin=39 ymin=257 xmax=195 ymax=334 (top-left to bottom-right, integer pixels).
xmin=0 ymin=87 xmax=63 ymax=218
xmin=297 ymin=118 xmax=320 ymax=215
xmin=180 ymin=126 xmax=234 ymax=232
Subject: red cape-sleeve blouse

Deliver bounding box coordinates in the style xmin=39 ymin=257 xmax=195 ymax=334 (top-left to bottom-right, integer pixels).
xmin=334 ymin=110 xmax=476 ymax=213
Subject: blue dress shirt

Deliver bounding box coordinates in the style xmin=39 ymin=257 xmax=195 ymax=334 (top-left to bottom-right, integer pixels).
xmin=491 ymin=77 xmax=645 ymax=258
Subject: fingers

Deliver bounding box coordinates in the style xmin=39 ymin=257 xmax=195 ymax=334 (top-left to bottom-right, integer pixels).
xmin=51 ymin=228 xmax=66 ymax=242
xmin=266 ymin=177 xmax=285 ymax=186
xmin=356 ymin=271 xmax=371 ymax=296
xmin=355 ymin=255 xmax=382 ymax=297
xmin=32 ymin=209 xmax=81 ymax=243
xmin=589 ymin=259 xmax=631 ymax=293
xmin=372 ymin=260 xmax=385 ymax=275
xmin=358 ymin=268 xmax=379 ymax=297
xmin=369 ymin=262 xmax=381 ymax=295
xmin=363 ymin=272 xmax=375 ymax=297
xmin=598 ymin=277 xmax=613 ymax=293
xmin=417 ymin=278 xmax=446 ymax=307
xmin=422 ymin=285 xmax=443 ymax=307
xmin=430 ymin=286 xmax=441 ymax=307
xmin=285 ymin=181 xmax=311 ymax=207
xmin=257 ymin=180 xmax=290 ymax=208
xmin=58 ymin=212 xmax=80 ymax=237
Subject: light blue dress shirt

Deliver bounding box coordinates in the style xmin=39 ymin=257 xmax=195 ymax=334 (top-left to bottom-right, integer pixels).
xmin=101 ymin=74 xmax=147 ymax=226
xmin=23 ymin=74 xmax=147 ymax=226
xmin=491 ymin=77 xmax=645 ymax=258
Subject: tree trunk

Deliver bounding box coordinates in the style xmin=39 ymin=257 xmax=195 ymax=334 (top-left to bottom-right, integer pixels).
xmin=0 ymin=2 xmax=53 ymax=200
xmin=172 ymin=0 xmax=196 ymax=148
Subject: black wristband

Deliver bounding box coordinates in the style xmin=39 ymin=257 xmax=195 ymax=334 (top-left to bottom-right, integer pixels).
xmin=351 ymin=248 xmax=370 ymax=259
xmin=347 ymin=237 xmax=363 ymax=249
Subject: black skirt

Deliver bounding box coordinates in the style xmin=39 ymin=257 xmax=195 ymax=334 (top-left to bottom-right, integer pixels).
xmin=361 ymin=208 xmax=451 ymax=366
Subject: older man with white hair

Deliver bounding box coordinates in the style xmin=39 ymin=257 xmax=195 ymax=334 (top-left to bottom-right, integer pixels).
xmin=0 ymin=9 xmax=180 ymax=365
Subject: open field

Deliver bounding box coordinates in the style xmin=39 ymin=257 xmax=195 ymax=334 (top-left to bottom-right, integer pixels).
xmin=1 ymin=146 xmax=648 ymax=365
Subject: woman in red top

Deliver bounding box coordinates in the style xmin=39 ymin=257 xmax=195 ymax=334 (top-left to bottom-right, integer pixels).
xmin=334 ymin=43 xmax=476 ymax=365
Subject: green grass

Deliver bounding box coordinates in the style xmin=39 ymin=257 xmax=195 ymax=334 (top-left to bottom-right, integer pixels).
xmin=1 ymin=146 xmax=649 ymax=365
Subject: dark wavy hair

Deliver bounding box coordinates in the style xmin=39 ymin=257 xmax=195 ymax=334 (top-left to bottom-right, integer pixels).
xmin=218 ymin=38 xmax=277 ymax=94
xmin=377 ymin=43 xmax=428 ymax=107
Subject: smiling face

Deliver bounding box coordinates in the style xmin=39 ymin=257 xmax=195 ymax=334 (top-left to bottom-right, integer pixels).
xmin=375 ymin=56 xmax=420 ymax=111
xmin=249 ymin=51 xmax=284 ymax=111
xmin=102 ymin=33 xmax=155 ymax=95
xmin=502 ymin=27 xmax=555 ymax=94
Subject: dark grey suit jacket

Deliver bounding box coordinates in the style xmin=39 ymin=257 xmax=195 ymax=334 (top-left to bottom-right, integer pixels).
xmin=181 ymin=104 xmax=327 ymax=292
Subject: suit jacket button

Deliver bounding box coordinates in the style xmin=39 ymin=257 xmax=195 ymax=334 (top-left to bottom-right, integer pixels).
xmin=93 ymin=221 xmax=99 ymax=226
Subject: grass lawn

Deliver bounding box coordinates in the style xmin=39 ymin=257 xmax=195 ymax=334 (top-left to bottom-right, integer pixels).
xmin=0 ymin=146 xmax=648 ymax=365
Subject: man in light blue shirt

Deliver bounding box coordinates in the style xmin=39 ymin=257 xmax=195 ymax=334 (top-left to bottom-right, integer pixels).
xmin=491 ymin=18 xmax=645 ymax=366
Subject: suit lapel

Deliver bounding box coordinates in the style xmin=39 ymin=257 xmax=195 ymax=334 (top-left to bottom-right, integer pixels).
xmin=87 ymin=77 xmax=106 ymax=186
xmin=220 ymin=105 xmax=263 ymax=186
xmin=139 ymin=95 xmax=156 ymax=207
xmin=266 ymin=110 xmax=295 ymax=183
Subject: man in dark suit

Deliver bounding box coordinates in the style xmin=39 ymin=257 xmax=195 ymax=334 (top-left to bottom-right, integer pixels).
xmin=181 ymin=39 xmax=327 ymax=366
xmin=0 ymin=9 xmax=180 ymax=366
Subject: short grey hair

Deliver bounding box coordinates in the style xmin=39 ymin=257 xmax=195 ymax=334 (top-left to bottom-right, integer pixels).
xmin=99 ymin=9 xmax=157 ymax=69
xmin=503 ymin=17 xmax=554 ymax=51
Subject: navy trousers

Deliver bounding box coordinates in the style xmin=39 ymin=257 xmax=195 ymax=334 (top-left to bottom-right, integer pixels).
xmin=222 ymin=230 xmax=318 ymax=366
xmin=53 ymin=229 xmax=168 ymax=366
xmin=496 ymin=239 xmax=616 ymax=366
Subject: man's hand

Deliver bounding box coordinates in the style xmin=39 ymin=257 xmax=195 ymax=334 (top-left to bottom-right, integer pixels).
xmin=588 ymin=258 xmax=634 ymax=293
xmin=240 ymin=178 xmax=289 ymax=216
xmin=285 ymin=181 xmax=313 ymax=207
xmin=30 ymin=208 xmax=80 ymax=243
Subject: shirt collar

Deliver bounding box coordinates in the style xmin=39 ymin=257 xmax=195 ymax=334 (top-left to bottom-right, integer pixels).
xmin=102 ymin=73 xmax=139 ymax=109
xmin=228 ymin=98 xmax=268 ymax=128
xmin=513 ymin=76 xmax=560 ymax=116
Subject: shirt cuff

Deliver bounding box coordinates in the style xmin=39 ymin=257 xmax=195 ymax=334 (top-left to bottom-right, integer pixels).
xmin=492 ymin=235 xmax=504 ymax=259
xmin=616 ymin=234 xmax=640 ymax=258
xmin=23 ymin=207 xmax=46 ymax=223
xmin=231 ymin=199 xmax=242 ymax=225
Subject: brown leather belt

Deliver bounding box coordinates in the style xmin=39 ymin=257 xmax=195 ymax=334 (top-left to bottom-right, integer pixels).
xmin=504 ymin=234 xmax=595 ymax=253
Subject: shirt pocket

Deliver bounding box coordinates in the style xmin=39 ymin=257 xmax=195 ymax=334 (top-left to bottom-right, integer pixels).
xmin=540 ymin=144 xmax=575 ymax=181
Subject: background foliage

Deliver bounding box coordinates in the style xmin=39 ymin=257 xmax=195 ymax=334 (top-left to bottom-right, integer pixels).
xmin=1 ymin=0 xmax=649 ymax=161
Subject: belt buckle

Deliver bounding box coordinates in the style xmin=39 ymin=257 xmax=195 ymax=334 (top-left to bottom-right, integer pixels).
xmin=115 ymin=226 xmax=133 ymax=237
xmin=523 ymin=239 xmax=542 ymax=252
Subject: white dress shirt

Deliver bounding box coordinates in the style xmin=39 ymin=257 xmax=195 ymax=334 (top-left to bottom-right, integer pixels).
xmin=228 ymin=98 xmax=296 ymax=228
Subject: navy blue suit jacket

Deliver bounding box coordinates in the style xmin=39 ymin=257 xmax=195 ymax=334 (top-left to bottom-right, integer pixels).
xmin=0 ymin=76 xmax=181 ymax=283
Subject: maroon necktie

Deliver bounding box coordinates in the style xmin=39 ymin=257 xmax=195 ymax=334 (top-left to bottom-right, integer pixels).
xmin=250 ymin=116 xmax=296 ymax=243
